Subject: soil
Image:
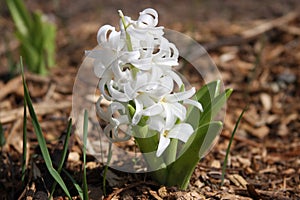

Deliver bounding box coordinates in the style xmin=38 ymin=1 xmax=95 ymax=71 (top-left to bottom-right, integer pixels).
xmin=0 ymin=0 xmax=299 ymax=199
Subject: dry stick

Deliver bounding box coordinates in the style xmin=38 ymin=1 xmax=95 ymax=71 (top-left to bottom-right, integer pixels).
xmin=203 ymin=12 xmax=298 ymax=51
xmin=0 ymin=101 xmax=71 ymax=124
xmin=0 ymin=73 xmax=50 ymax=100
xmin=0 ymin=76 xmax=22 ymax=101
xmin=3 ymin=118 xmax=23 ymax=152
xmin=278 ymin=24 xmax=300 ymax=36
xmin=0 ymin=73 xmax=50 ymax=101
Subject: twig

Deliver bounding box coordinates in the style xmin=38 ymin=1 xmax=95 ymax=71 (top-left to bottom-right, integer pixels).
xmin=3 ymin=118 xmax=23 ymax=153
xmin=203 ymin=12 xmax=298 ymax=51
xmin=0 ymin=73 xmax=50 ymax=101
xmin=0 ymin=101 xmax=71 ymax=124
xmin=0 ymin=76 xmax=22 ymax=101
xmin=278 ymin=24 xmax=300 ymax=36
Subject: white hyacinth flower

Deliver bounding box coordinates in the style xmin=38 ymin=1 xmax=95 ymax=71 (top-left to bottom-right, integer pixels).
xmin=96 ymin=96 xmax=131 ymax=142
xmin=156 ymin=123 xmax=194 ymax=157
xmin=140 ymin=87 xmax=203 ymax=129
xmin=92 ymin=8 xmax=203 ymax=157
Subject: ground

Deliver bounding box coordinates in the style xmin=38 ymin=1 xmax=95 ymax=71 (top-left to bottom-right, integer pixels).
xmin=0 ymin=0 xmax=299 ymax=199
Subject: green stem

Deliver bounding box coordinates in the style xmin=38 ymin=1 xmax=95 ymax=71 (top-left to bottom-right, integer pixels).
xmin=118 ymin=10 xmax=133 ymax=51
xmin=22 ymin=91 xmax=27 ymax=186
xmin=82 ymin=110 xmax=89 ymax=200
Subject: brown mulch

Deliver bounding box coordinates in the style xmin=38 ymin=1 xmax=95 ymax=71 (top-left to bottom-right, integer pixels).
xmin=0 ymin=0 xmax=299 ymax=199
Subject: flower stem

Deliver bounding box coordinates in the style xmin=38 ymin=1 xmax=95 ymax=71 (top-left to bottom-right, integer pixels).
xmin=118 ymin=10 xmax=139 ymax=79
xmin=118 ymin=10 xmax=133 ymax=51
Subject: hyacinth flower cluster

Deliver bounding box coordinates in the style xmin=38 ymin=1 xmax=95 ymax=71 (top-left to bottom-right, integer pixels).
xmin=88 ymin=8 xmax=232 ymax=189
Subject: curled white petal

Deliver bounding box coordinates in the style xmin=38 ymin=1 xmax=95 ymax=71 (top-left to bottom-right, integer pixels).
xmin=132 ymin=98 xmax=143 ymax=125
xmin=138 ymin=8 xmax=158 ymax=27
xmin=97 ymin=25 xmax=117 ymax=44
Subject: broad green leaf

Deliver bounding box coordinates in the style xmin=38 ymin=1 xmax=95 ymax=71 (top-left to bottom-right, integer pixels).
xmin=186 ymin=80 xmax=221 ymax=129
xmin=199 ymin=88 xmax=233 ymax=125
xmin=131 ymin=124 xmax=167 ymax=182
xmin=21 ymin=63 xmax=71 ymax=198
xmin=196 ymin=80 xmax=221 ymax=108
xmin=133 ymin=125 xmax=166 ymax=169
xmin=166 ymin=122 xmax=222 ymax=189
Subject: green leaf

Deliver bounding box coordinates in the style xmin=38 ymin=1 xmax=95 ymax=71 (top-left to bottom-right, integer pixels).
xmin=43 ymin=22 xmax=56 ymax=68
xmin=133 ymin=125 xmax=165 ymax=169
xmin=181 ymin=82 xmax=229 ymax=158
xmin=186 ymin=80 xmax=221 ymax=129
xmin=132 ymin=124 xmax=168 ymax=183
xmin=221 ymin=106 xmax=247 ymax=186
xmin=196 ymin=80 xmax=221 ymax=108
xmin=5 ymin=0 xmax=32 ymax=36
xmin=6 ymin=0 xmax=56 ymax=75
xmin=50 ymin=119 xmax=72 ymax=198
xmin=82 ymin=110 xmax=89 ymax=200
xmin=21 ymin=61 xmax=71 ymax=198
xmin=22 ymin=88 xmax=27 ymax=184
xmin=0 ymin=123 xmax=5 ymax=148
xmin=166 ymin=122 xmax=223 ymax=189
xmin=62 ymin=169 xmax=84 ymax=199
xmin=199 ymin=88 xmax=233 ymax=125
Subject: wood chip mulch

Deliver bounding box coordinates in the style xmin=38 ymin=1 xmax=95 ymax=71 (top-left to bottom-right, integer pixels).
xmin=0 ymin=1 xmax=299 ymax=199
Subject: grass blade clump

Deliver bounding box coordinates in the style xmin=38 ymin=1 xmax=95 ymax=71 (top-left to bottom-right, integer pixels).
xmin=21 ymin=60 xmax=71 ymax=198
xmin=6 ymin=0 xmax=56 ymax=75
xmin=62 ymin=169 xmax=84 ymax=199
xmin=50 ymin=119 xmax=72 ymax=197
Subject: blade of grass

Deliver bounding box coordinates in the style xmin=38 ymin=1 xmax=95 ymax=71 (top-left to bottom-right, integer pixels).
xmin=82 ymin=110 xmax=89 ymax=200
xmin=62 ymin=168 xmax=84 ymax=199
xmin=22 ymin=86 xmax=27 ymax=185
xmin=50 ymin=118 xmax=72 ymax=198
xmin=5 ymin=0 xmax=32 ymax=36
xmin=0 ymin=123 xmax=5 ymax=150
xmin=221 ymin=106 xmax=247 ymax=186
xmin=103 ymin=141 xmax=112 ymax=196
xmin=20 ymin=58 xmax=71 ymax=198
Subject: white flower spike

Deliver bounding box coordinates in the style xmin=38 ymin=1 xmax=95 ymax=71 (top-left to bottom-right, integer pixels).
xmin=93 ymin=8 xmax=203 ymax=158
